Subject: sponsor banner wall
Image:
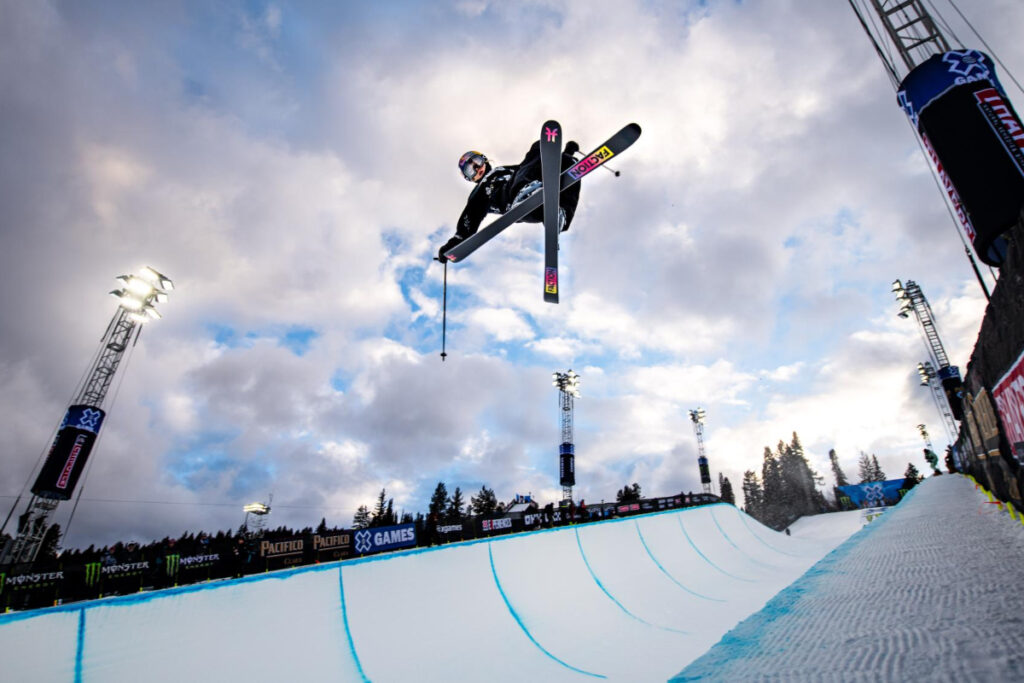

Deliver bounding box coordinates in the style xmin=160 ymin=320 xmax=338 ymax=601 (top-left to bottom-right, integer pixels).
xmin=994 ymin=346 xmax=1024 ymax=460
xmin=436 ymin=524 xmax=465 ymax=542
xmin=837 ymin=480 xmax=907 ymax=508
xmin=480 ymin=517 xmax=514 ymax=534
xmin=312 ymin=532 xmax=351 ymax=561
xmin=352 ymin=523 xmax=417 ymax=556
xmin=259 ymin=536 xmax=306 ymax=569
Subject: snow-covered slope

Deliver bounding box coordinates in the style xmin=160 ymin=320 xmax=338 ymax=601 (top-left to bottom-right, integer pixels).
xmin=0 ymin=504 xmax=855 ymax=682
xmin=672 ymin=475 xmax=1024 ymax=681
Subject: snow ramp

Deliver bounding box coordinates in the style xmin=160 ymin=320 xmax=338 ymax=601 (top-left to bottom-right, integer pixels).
xmin=671 ymin=476 xmax=1024 ymax=681
xmin=0 ymin=504 xmax=856 ymax=682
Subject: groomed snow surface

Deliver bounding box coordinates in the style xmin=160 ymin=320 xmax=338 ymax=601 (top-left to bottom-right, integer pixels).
xmin=671 ymin=474 xmax=1024 ymax=681
xmin=3 ymin=475 xmax=1020 ymax=681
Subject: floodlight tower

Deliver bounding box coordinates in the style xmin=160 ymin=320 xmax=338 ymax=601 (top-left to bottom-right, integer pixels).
xmin=916 ymin=361 xmax=958 ymax=444
xmin=917 ymin=423 xmax=934 ymax=451
xmin=242 ymin=497 xmax=272 ymax=537
xmin=689 ymin=408 xmax=713 ymax=495
xmin=892 ymin=280 xmax=965 ymax=425
xmin=1 ymin=267 xmax=172 ymax=567
xmin=552 ymin=370 xmax=580 ymax=504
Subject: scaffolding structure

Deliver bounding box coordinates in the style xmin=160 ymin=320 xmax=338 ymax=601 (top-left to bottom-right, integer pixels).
xmin=689 ymin=408 xmax=712 ymax=495
xmin=553 ymin=370 xmax=580 ymax=503
xmin=1 ymin=268 xmax=172 ymax=567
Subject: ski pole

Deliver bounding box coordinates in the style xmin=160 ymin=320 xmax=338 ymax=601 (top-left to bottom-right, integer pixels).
xmin=439 ymin=258 xmax=449 ymax=361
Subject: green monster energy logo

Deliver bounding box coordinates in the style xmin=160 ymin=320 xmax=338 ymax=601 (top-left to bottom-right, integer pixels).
xmin=166 ymin=554 xmax=180 ymax=577
xmin=85 ymin=562 xmax=101 ymax=587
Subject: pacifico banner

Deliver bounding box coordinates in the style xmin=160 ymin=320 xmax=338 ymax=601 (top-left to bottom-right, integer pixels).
xmin=994 ymin=347 xmax=1024 ymax=462
xmin=312 ymin=532 xmax=351 ymax=561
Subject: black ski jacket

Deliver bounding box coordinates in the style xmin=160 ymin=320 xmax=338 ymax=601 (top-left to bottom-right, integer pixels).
xmin=454 ymin=141 xmax=581 ymax=239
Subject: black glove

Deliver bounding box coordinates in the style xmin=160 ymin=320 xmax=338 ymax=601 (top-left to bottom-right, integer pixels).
xmin=564 ymin=140 xmax=580 ymax=157
xmin=438 ymin=235 xmax=463 ymax=262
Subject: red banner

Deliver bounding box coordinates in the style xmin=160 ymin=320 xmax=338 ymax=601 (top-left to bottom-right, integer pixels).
xmin=993 ymin=347 xmax=1024 ymax=459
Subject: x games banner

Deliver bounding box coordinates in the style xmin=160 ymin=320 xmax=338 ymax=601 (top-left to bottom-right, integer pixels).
xmin=898 ymin=50 xmax=1024 ymax=266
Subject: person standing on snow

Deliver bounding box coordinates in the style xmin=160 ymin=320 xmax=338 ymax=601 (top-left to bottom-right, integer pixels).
xmin=437 ymin=138 xmax=583 ymax=261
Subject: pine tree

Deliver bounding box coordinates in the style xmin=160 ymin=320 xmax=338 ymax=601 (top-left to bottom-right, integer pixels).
xmin=370 ymin=488 xmax=393 ymax=527
xmin=385 ymin=498 xmax=396 ymax=526
xmin=779 ymin=432 xmax=826 ymax=517
xmin=470 ymin=485 xmax=498 ymax=516
xmin=761 ymin=445 xmax=787 ymax=528
xmin=446 ymin=486 xmax=465 ymax=523
xmin=616 ymin=483 xmax=642 ymax=502
xmin=871 ymin=455 xmax=886 ymax=481
xmin=828 ymin=449 xmax=849 ymax=487
xmin=352 ymin=505 xmax=371 ymax=529
xmin=857 ymin=452 xmax=874 ymax=483
xmin=719 ymin=473 xmax=736 ymax=505
xmin=429 ymin=482 xmax=449 ymax=518
xmin=39 ymin=523 xmax=62 ymax=561
xmin=316 ymin=517 xmax=328 ymax=534
xmin=741 ymin=470 xmax=764 ymax=520
xmin=903 ymin=463 xmax=923 ymax=488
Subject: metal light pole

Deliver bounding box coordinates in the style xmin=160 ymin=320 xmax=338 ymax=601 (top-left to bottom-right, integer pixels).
xmin=893 ymin=279 xmax=965 ymax=425
xmin=689 ymin=408 xmax=712 ymax=495
xmin=1 ymin=267 xmax=173 ymax=567
xmin=916 ymin=361 xmax=958 ymax=444
xmin=242 ymin=499 xmax=271 ymax=537
xmin=553 ymin=370 xmax=580 ymax=504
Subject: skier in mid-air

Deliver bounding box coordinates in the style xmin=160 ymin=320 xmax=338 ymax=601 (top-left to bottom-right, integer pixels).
xmin=437 ymin=138 xmax=582 ymax=262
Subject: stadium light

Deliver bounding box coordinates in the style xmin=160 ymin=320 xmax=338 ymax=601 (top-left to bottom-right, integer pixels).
xmin=554 ymin=370 xmax=581 ymax=398
xmin=110 ymin=266 xmax=172 ymax=323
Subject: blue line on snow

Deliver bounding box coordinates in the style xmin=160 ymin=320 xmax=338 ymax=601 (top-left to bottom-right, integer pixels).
xmin=732 ymin=506 xmax=803 ymax=557
xmin=338 ymin=567 xmax=370 ymax=682
xmin=488 ymin=542 xmax=606 ymax=679
xmin=574 ymin=528 xmax=689 ymax=635
xmin=709 ymin=507 xmax=779 ymax=569
xmin=669 ymin=496 xmax=904 ymax=682
xmin=635 ymin=521 xmax=722 ymax=604
xmin=677 ymin=515 xmax=757 ymax=583
xmin=75 ymin=608 xmax=85 ymax=683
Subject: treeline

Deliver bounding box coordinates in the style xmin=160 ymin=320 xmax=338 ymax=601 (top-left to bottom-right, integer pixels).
xmin=742 ymin=433 xmax=826 ymax=530
xmin=741 ymin=432 xmax=930 ymax=529
xmin=350 ymin=483 xmax=502 ymax=530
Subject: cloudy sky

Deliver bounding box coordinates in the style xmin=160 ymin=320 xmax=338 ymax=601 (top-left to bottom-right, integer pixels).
xmin=2 ymin=0 xmax=1022 ymax=549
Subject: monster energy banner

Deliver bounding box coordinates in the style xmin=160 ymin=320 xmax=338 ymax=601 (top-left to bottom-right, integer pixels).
xmin=1 ymin=571 xmax=63 ymax=589
xmin=837 ymin=480 xmax=907 ymax=508
xmin=166 ymin=554 xmax=221 ymax=577
xmin=84 ymin=562 xmax=102 ymax=587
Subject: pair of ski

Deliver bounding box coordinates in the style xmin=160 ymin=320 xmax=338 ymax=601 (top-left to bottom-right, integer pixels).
xmin=443 ymin=122 xmax=642 ymax=304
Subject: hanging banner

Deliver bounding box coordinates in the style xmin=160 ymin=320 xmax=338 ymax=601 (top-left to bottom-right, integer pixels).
xmin=993 ymin=347 xmax=1024 ymax=462
xmin=837 ymin=480 xmax=906 ymax=508
xmin=898 ymin=49 xmax=1023 ymax=266
xmin=32 ymin=405 xmax=106 ymax=500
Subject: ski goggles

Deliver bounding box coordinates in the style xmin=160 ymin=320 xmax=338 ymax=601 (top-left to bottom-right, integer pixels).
xmin=460 ymin=153 xmax=487 ymax=180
